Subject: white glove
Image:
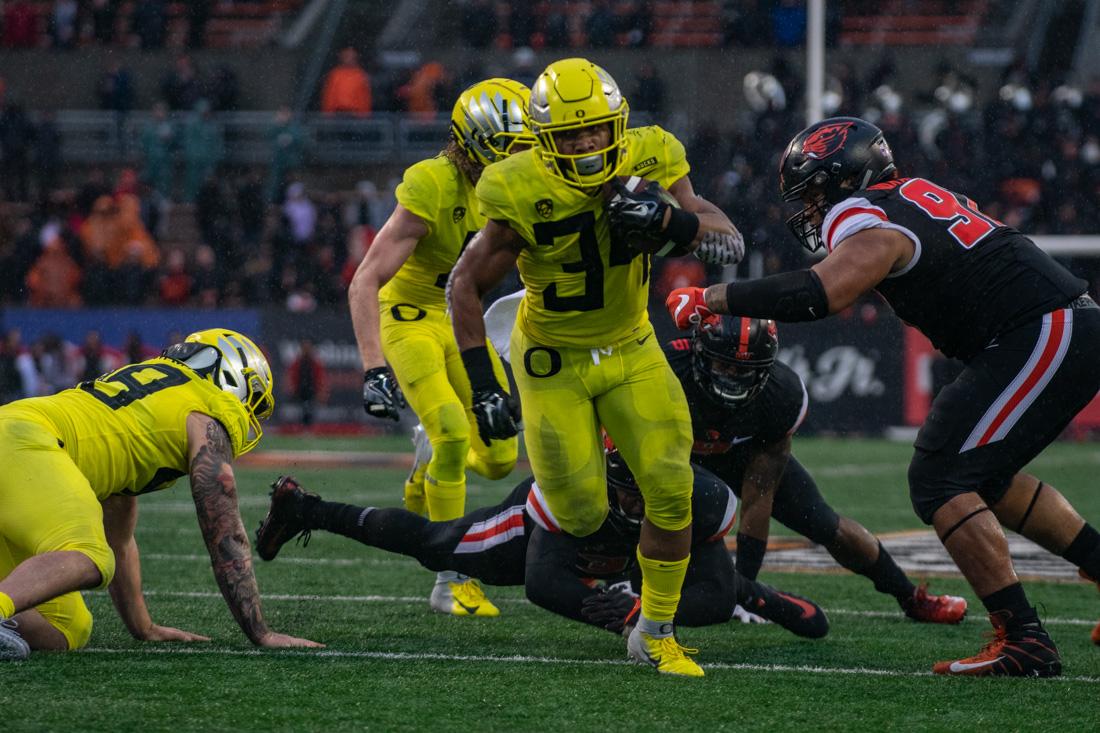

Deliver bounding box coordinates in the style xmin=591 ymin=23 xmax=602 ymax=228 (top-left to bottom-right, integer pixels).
xmin=731 ymin=603 xmax=769 ymax=624
xmin=694 ymin=228 xmax=745 ymax=266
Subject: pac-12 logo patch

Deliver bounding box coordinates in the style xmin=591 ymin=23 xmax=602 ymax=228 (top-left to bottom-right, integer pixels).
xmin=452 ymin=206 xmax=466 ymax=223
xmin=535 ymin=199 xmax=554 ymax=218
xmin=802 ymin=121 xmax=854 ymax=160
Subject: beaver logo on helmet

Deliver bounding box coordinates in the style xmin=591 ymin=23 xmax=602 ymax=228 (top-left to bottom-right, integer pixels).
xmin=801 ymin=121 xmax=854 ymax=160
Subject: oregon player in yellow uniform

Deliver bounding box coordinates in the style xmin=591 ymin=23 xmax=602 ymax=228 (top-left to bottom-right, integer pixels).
xmin=0 ymin=329 xmax=321 ymax=660
xmin=449 ymin=58 xmax=743 ymax=676
xmin=348 ymin=78 xmax=533 ymax=617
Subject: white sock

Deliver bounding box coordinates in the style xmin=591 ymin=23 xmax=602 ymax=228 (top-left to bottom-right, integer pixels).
xmin=636 ymin=614 xmax=675 ymax=638
xmin=435 ymin=570 xmax=458 ymax=584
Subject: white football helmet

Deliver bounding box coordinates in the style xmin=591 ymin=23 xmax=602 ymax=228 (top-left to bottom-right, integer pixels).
xmin=163 ymin=328 xmax=274 ymax=453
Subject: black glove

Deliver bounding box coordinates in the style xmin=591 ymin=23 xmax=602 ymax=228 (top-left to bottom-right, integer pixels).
xmin=471 ymin=386 xmax=521 ymax=444
xmin=580 ymin=588 xmax=641 ymax=633
xmin=461 ymin=345 xmax=520 ymax=444
xmin=606 ymin=179 xmax=670 ymax=244
xmin=362 ymin=366 xmax=406 ymax=421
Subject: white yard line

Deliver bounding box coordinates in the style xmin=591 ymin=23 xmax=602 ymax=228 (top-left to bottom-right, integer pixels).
xmin=133 ymin=589 xmax=1100 ymax=628
xmin=74 ymin=645 xmax=1100 ymax=683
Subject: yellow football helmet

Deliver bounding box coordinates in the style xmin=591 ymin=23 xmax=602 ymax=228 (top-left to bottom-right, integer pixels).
xmin=528 ymin=58 xmax=630 ymax=187
xmin=451 ymin=78 xmax=536 ymax=167
xmin=163 ymin=328 xmax=274 ymax=454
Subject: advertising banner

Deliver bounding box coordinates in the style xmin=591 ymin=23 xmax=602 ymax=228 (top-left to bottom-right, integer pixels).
xmin=259 ymin=308 xmax=369 ymax=427
xmin=776 ymin=312 xmax=904 ymax=434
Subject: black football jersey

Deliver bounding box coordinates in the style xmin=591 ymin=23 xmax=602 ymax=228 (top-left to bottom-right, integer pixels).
xmin=664 ymin=339 xmax=807 ymax=490
xmin=521 ymin=463 xmax=738 ymax=580
xmin=821 ymin=177 xmax=1086 ymax=361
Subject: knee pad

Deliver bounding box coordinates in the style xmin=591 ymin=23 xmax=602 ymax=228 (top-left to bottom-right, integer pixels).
xmin=473 ymin=457 xmax=516 ymax=481
xmin=467 ymin=437 xmax=518 ymax=481
xmin=38 ymin=591 xmax=95 ymax=650
xmin=55 ymin=537 xmax=115 ymax=589
xmin=546 ymin=486 xmax=609 ymax=538
xmin=637 ymin=470 xmax=693 ymax=533
xmin=422 ymin=402 xmax=471 ymax=485
xmin=908 ymin=452 xmax=951 ymax=525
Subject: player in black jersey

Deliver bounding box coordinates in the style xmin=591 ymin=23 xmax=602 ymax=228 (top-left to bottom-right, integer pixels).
xmin=254 ymin=453 xmax=828 ymax=639
xmin=665 ymin=315 xmax=965 ymax=625
xmin=667 ymin=116 xmax=1100 ymax=677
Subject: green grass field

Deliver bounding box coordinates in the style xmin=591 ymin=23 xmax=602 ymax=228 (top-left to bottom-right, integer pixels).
xmin=5 ymin=436 xmax=1100 ymax=732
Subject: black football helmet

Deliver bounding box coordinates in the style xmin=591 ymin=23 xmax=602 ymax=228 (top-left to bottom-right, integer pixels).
xmin=692 ymin=315 xmax=778 ymax=407
xmin=778 ymin=116 xmax=897 ymax=252
xmin=605 ymin=449 xmax=643 ymax=534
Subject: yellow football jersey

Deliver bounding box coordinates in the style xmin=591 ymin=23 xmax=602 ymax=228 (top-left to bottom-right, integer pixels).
xmin=477 ymin=125 xmax=690 ymax=347
xmin=0 ymin=357 xmax=251 ymax=501
xmin=381 ymin=155 xmax=484 ymax=311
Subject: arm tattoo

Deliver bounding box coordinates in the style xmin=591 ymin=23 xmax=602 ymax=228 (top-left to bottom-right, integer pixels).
xmin=703 ymin=283 xmax=729 ymax=314
xmin=190 ymin=419 xmax=268 ymax=642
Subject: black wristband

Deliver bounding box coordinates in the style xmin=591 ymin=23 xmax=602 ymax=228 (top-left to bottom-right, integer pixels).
xmin=664 ymin=207 xmax=700 ymax=248
xmin=364 ymin=366 xmax=388 ymax=381
xmin=735 ymin=532 xmax=767 ymax=581
xmin=460 ymin=346 xmax=499 ymax=392
xmin=724 ymin=269 xmax=829 ymax=322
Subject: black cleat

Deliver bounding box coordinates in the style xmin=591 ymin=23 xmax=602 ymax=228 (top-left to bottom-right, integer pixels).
xmin=255 ymin=475 xmax=318 ymax=561
xmin=933 ymin=611 xmax=1062 ymax=677
xmin=746 ymin=583 xmax=830 ymax=639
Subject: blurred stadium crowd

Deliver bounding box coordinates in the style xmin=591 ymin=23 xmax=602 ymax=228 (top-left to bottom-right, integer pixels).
xmin=1 ymin=1 xmax=1099 ymax=401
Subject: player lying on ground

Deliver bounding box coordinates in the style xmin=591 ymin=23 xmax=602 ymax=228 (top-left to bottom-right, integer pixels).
xmin=0 ymin=329 xmax=320 ymax=661
xmin=254 ymin=451 xmax=828 ymax=640
xmin=667 ymin=315 xmax=966 ymax=625
xmin=668 ymin=116 xmax=1100 ymax=675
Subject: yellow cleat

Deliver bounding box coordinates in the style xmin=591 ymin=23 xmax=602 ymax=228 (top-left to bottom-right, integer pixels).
xmin=430 ymin=577 xmax=500 ymax=617
xmin=627 ymin=626 xmax=704 ymax=677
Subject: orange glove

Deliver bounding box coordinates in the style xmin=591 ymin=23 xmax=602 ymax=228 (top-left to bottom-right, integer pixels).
xmin=666 ymin=286 xmax=717 ymax=330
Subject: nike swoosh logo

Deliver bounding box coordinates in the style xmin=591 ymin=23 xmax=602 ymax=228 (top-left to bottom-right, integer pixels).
xmin=675 ymin=294 xmax=690 ymax=320
xmin=948 ymin=657 xmax=1004 ymax=673
xmin=777 ymin=593 xmax=818 ymax=620
xmin=729 ymin=436 xmax=754 ymax=445
xmin=455 ymin=600 xmax=481 ymax=615
xmin=636 ymin=333 xmax=651 ymax=346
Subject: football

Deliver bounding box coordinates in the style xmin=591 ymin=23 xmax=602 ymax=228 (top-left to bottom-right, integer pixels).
xmin=605 ymin=175 xmax=692 ymax=257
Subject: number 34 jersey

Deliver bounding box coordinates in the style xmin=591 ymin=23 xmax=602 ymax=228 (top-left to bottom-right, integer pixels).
xmin=822 ymin=177 xmax=1086 ymax=361
xmin=0 ymin=357 xmax=251 ymax=500
xmin=477 ymin=125 xmax=690 ymax=348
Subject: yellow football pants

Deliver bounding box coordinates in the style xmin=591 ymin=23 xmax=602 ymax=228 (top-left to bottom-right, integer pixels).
xmin=510 ymin=322 xmax=694 ymax=536
xmin=381 ymin=302 xmax=518 ymax=520
xmin=0 ymin=418 xmax=108 ymax=649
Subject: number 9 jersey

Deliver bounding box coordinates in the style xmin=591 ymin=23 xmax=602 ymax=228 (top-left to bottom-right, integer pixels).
xmin=0 ymin=357 xmax=252 ymax=500
xmin=822 ymin=177 xmax=1086 ymax=361
xmin=476 ymin=125 xmax=690 ymax=348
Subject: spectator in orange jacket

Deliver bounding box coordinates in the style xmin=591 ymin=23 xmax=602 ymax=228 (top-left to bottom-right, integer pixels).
xmin=26 ymin=235 xmax=83 ymax=308
xmin=397 ymin=61 xmax=448 ymax=119
xmin=79 ymin=193 xmax=159 ymax=271
xmin=320 ymin=47 xmax=372 ymax=116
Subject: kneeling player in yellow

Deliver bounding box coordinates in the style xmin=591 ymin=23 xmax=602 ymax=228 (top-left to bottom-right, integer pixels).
xmin=348 ymin=79 xmax=533 ymax=616
xmin=449 ymin=58 xmax=743 ymax=676
xmin=0 ymin=329 xmax=321 ymax=660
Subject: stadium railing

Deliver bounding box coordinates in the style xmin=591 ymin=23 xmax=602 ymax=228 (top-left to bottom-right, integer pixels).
xmin=54 ymin=109 xmax=654 ymax=166
xmin=55 ymin=110 xmax=438 ymax=166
